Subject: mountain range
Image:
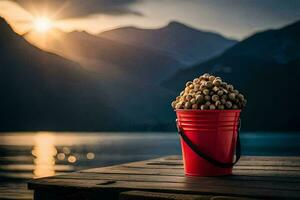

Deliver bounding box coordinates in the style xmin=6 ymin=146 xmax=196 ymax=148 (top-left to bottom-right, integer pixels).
xmin=27 ymin=29 xmax=183 ymax=84
xmin=0 ymin=17 xmax=121 ymax=131
xmin=1 ymin=16 xmax=299 ymax=131
xmin=100 ymin=21 xmax=237 ymax=64
xmin=21 ymin=20 xmax=237 ymax=131
xmin=164 ymin=20 xmax=300 ymax=131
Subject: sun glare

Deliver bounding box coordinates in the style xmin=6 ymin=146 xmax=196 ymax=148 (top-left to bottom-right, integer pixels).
xmin=33 ymin=17 xmax=53 ymax=33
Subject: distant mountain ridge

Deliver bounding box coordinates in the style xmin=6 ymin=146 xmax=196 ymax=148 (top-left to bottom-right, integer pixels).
xmin=220 ymin=20 xmax=300 ymax=64
xmin=25 ymin=25 xmax=181 ymax=130
xmin=0 ymin=17 xmax=119 ymax=131
xmin=163 ymin=19 xmax=300 ymax=131
xmin=1 ymin=16 xmax=299 ymax=131
xmin=99 ymin=21 xmax=238 ymax=64
xmin=28 ymin=29 xmax=183 ymax=83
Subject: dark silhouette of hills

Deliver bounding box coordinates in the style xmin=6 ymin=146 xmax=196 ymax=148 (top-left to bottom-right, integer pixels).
xmin=25 ymin=29 xmax=185 ymax=130
xmin=0 ymin=17 xmax=120 ymax=131
xmin=99 ymin=21 xmax=237 ymax=64
xmin=163 ymin=20 xmax=300 ymax=131
xmin=28 ymin=29 xmax=183 ymax=83
xmin=2 ymin=15 xmax=299 ymax=132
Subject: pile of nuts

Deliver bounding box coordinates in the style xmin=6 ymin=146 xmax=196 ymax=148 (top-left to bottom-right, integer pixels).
xmin=171 ymin=73 xmax=247 ymax=110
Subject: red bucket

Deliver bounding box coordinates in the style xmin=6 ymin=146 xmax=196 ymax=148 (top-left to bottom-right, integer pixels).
xmin=176 ymin=109 xmax=241 ymax=176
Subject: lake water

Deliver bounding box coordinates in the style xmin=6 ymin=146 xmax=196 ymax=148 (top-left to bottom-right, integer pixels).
xmin=0 ymin=132 xmax=299 ymax=199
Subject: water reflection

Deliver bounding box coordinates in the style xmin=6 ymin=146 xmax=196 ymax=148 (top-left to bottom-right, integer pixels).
xmin=67 ymin=155 xmax=77 ymax=163
xmin=57 ymin=153 xmax=66 ymax=160
xmin=32 ymin=133 xmax=57 ymax=178
xmin=0 ymin=132 xmax=181 ymax=200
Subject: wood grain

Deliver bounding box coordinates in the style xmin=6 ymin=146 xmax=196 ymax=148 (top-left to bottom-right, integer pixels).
xmin=28 ymin=156 xmax=300 ymax=200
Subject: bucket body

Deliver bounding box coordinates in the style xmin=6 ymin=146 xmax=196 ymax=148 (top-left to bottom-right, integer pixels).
xmin=176 ymin=109 xmax=241 ymax=176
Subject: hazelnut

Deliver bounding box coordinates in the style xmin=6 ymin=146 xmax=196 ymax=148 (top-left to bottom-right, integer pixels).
xmin=205 ymin=81 xmax=213 ymax=88
xmin=200 ymin=104 xmax=209 ymax=110
xmin=209 ymin=104 xmax=216 ymax=110
xmin=193 ymin=84 xmax=200 ymax=90
xmin=200 ymin=84 xmax=207 ymax=90
xmin=204 ymin=95 xmax=211 ymax=101
xmin=186 ymin=95 xmax=193 ymax=101
xmin=205 ymin=101 xmax=211 ymax=106
xmin=215 ymin=100 xmax=222 ymax=107
xmin=203 ymin=89 xmax=210 ymax=95
xmin=193 ymin=78 xmax=200 ymax=84
xmin=238 ymin=94 xmax=244 ymax=100
xmin=196 ymin=95 xmax=204 ymax=103
xmin=171 ymin=101 xmax=177 ymax=108
xmin=190 ymin=98 xmax=197 ymax=104
xmin=232 ymin=104 xmax=239 ymax=109
xmin=186 ymin=81 xmax=193 ymax=87
xmin=228 ymin=93 xmax=236 ymax=100
xmin=209 ymin=75 xmax=216 ymax=82
xmin=192 ymin=104 xmax=198 ymax=109
xmin=203 ymin=73 xmax=210 ymax=78
xmin=221 ymin=95 xmax=228 ymax=100
xmin=217 ymin=104 xmax=225 ymax=110
xmin=185 ymin=102 xmax=192 ymax=109
xmin=175 ymin=103 xmax=183 ymax=109
xmin=213 ymin=79 xmax=222 ymax=86
xmin=227 ymin=84 xmax=234 ymax=91
xmin=225 ymin=101 xmax=232 ymax=109
xmin=220 ymin=98 xmax=226 ymax=104
xmin=212 ymin=86 xmax=219 ymax=92
xmin=217 ymin=90 xmax=224 ymax=96
xmin=212 ymin=95 xmax=219 ymax=102
xmin=215 ymin=77 xmax=222 ymax=81
xmin=196 ymin=91 xmax=202 ymax=95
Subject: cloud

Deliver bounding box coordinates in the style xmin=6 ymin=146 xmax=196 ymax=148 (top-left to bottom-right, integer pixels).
xmin=11 ymin=0 xmax=142 ymax=19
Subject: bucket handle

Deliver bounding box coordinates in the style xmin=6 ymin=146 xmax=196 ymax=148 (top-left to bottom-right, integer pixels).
xmin=176 ymin=119 xmax=241 ymax=168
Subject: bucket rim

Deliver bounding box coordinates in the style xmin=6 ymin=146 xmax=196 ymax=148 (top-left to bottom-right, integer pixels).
xmin=175 ymin=109 xmax=241 ymax=113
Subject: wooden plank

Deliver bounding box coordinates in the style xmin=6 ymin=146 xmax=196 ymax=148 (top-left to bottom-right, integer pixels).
xmin=28 ymin=156 xmax=300 ymax=200
xmin=120 ymin=191 xmax=213 ymax=200
xmin=124 ymin=162 xmax=300 ymax=170
xmin=50 ymin=172 xmax=300 ymax=183
xmin=28 ymin=178 xmax=300 ymax=199
xmin=161 ymin=156 xmax=300 ymax=162
xmin=137 ymin=156 xmax=300 ymax=167
xmin=142 ymin=160 xmax=300 ymax=167
xmin=43 ymin=172 xmax=300 ymax=191
xmin=81 ymin=165 xmax=300 ymax=177
xmin=33 ymin=188 xmax=119 ymax=200
xmin=119 ymin=191 xmax=259 ymax=200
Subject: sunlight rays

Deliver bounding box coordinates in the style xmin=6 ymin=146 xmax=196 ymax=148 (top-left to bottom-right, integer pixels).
xmin=33 ymin=17 xmax=53 ymax=33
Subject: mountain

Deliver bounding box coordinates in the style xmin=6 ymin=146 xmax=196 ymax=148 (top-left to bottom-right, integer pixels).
xmin=0 ymin=17 xmax=119 ymax=131
xmin=24 ymin=29 xmax=186 ymax=130
xmin=163 ymin=20 xmax=300 ymax=131
xmin=27 ymin=29 xmax=183 ymax=83
xmin=99 ymin=21 xmax=238 ymax=64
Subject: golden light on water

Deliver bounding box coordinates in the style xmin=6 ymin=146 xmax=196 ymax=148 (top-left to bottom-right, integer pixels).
xmin=62 ymin=147 xmax=71 ymax=155
xmin=87 ymin=152 xmax=95 ymax=160
xmin=33 ymin=17 xmax=53 ymax=33
xmin=32 ymin=133 xmax=57 ymax=178
xmin=67 ymin=155 xmax=77 ymax=163
xmin=57 ymin=153 xmax=66 ymax=160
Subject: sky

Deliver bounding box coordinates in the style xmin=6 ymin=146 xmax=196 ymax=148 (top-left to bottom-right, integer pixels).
xmin=0 ymin=0 xmax=300 ymax=39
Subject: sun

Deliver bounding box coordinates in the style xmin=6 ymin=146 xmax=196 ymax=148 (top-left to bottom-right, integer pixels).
xmin=33 ymin=17 xmax=53 ymax=33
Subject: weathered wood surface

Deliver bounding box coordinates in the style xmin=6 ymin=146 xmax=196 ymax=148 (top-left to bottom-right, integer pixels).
xmin=28 ymin=156 xmax=300 ymax=200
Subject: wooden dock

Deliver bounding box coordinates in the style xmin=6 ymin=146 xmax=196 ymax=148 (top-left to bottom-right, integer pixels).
xmin=28 ymin=156 xmax=300 ymax=200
